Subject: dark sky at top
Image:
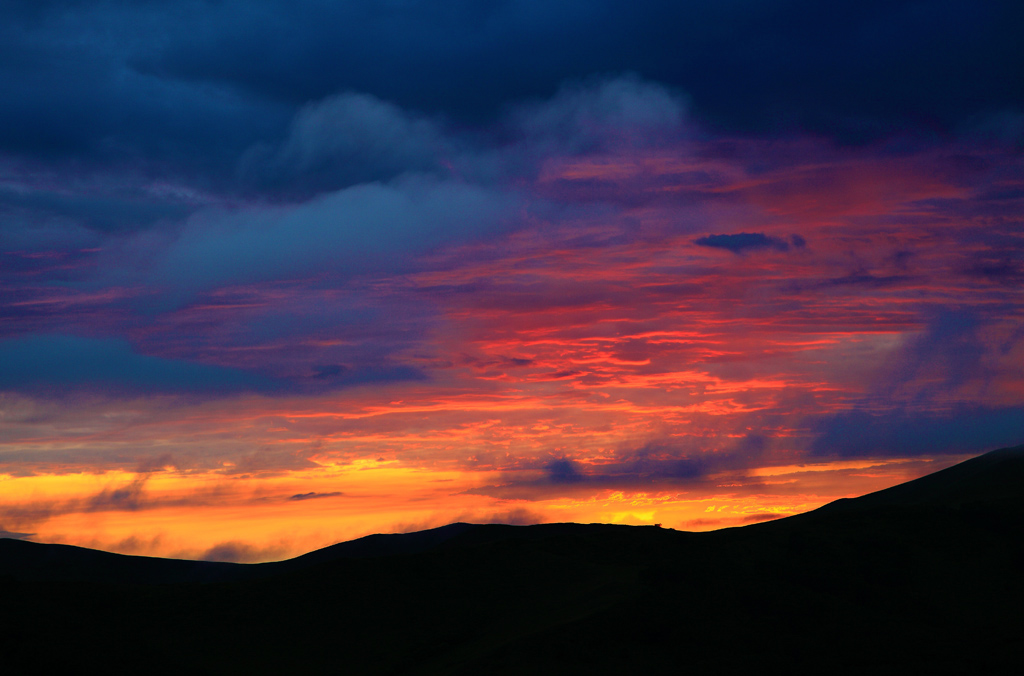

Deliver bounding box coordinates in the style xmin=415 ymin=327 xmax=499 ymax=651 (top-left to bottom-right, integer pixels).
xmin=3 ymin=0 xmax=1022 ymax=172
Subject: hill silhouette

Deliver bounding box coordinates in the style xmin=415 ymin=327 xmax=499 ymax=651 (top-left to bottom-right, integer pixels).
xmin=1 ymin=445 xmax=1021 ymax=675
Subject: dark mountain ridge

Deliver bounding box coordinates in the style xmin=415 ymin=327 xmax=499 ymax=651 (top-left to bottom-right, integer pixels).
xmin=808 ymin=444 xmax=1024 ymax=510
xmin=1 ymin=445 xmax=1021 ymax=675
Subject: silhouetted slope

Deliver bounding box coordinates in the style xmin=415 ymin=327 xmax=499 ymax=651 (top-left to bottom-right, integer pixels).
xmin=0 ymin=523 xmax=481 ymax=585
xmin=1 ymin=445 xmax=1021 ymax=675
xmin=0 ymin=538 xmax=246 ymax=584
xmin=264 ymin=521 xmax=478 ymax=572
xmin=810 ymin=443 xmax=1024 ymax=511
xmin=752 ymin=443 xmax=1024 ymax=544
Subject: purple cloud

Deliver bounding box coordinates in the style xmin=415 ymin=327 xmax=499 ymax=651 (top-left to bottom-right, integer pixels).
xmin=694 ymin=232 xmax=802 ymax=254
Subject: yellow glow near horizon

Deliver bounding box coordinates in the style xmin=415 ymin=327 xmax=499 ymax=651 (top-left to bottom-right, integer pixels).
xmin=0 ymin=455 xmax=961 ymax=562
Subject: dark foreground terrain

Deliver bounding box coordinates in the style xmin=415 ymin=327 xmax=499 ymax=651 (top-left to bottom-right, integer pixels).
xmin=2 ymin=446 xmax=1022 ymax=675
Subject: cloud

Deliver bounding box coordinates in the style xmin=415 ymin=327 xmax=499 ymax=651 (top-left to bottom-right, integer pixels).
xmin=0 ymin=3 xmax=283 ymax=170
xmin=608 ymin=435 xmax=769 ymax=482
xmin=0 ymin=333 xmax=282 ymax=396
xmin=240 ymin=91 xmax=448 ymax=194
xmin=200 ymin=539 xmax=293 ymax=563
xmin=288 ymin=491 xmax=343 ymax=501
xmin=877 ymin=308 xmax=1020 ymax=398
xmin=140 ymin=175 xmax=522 ymax=304
xmin=694 ymin=233 xmax=803 ymax=254
xmin=0 ymin=184 xmax=194 ymax=236
xmin=301 ymin=364 xmax=427 ymax=390
xmin=545 ymin=458 xmax=585 ymax=484
xmin=811 ymin=406 xmax=1024 ymax=458
xmin=0 ymin=4 xmax=1021 ymax=541
xmin=470 ymin=435 xmax=773 ymax=500
xmin=471 ymin=507 xmax=545 ymax=526
xmin=393 ymin=507 xmax=546 ymax=534
xmin=0 ymin=472 xmax=226 ymax=532
xmin=144 ymin=1 xmax=1024 ymax=139
xmin=86 ymin=475 xmax=149 ymax=512
xmin=812 ymin=273 xmax=911 ymax=289
xmin=0 ymin=527 xmax=33 ymax=540
xmin=2 ymin=0 xmax=1021 ymax=182
xmin=965 ymin=255 xmax=1024 ymax=284
xmin=512 ymin=74 xmax=688 ymax=153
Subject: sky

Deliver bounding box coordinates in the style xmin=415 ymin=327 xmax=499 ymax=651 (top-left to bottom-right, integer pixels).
xmin=1 ymin=0 xmax=1022 ymax=561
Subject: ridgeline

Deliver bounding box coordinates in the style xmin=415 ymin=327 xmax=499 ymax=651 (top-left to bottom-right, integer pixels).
xmin=3 ymin=446 xmax=1022 ymax=675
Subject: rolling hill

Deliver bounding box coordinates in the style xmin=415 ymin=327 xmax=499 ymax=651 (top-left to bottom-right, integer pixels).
xmin=2 ymin=445 xmax=1021 ymax=674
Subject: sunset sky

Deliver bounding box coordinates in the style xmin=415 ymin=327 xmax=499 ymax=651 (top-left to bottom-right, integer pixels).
xmin=2 ymin=1 xmax=1022 ymax=562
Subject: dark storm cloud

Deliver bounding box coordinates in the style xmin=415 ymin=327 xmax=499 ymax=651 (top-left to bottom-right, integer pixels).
xmin=0 ymin=5 xmax=285 ymax=167
xmin=144 ymin=0 xmax=1024 ymax=138
xmin=695 ymin=233 xmax=802 ymax=254
xmin=811 ymin=406 xmax=1024 ymax=458
xmin=3 ymin=0 xmax=1021 ymax=176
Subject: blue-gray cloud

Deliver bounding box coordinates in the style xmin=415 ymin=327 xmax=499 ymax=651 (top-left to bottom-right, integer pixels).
xmin=471 ymin=434 xmax=773 ymax=500
xmin=239 ymin=91 xmax=449 ymax=195
xmin=811 ymin=406 xmax=1024 ymax=458
xmin=510 ymin=74 xmax=688 ymax=155
xmin=0 ymin=184 xmax=194 ymax=236
xmin=0 ymin=333 xmax=282 ymax=396
xmin=0 ymin=334 xmax=427 ymax=397
xmin=135 ymin=176 xmax=522 ymax=305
